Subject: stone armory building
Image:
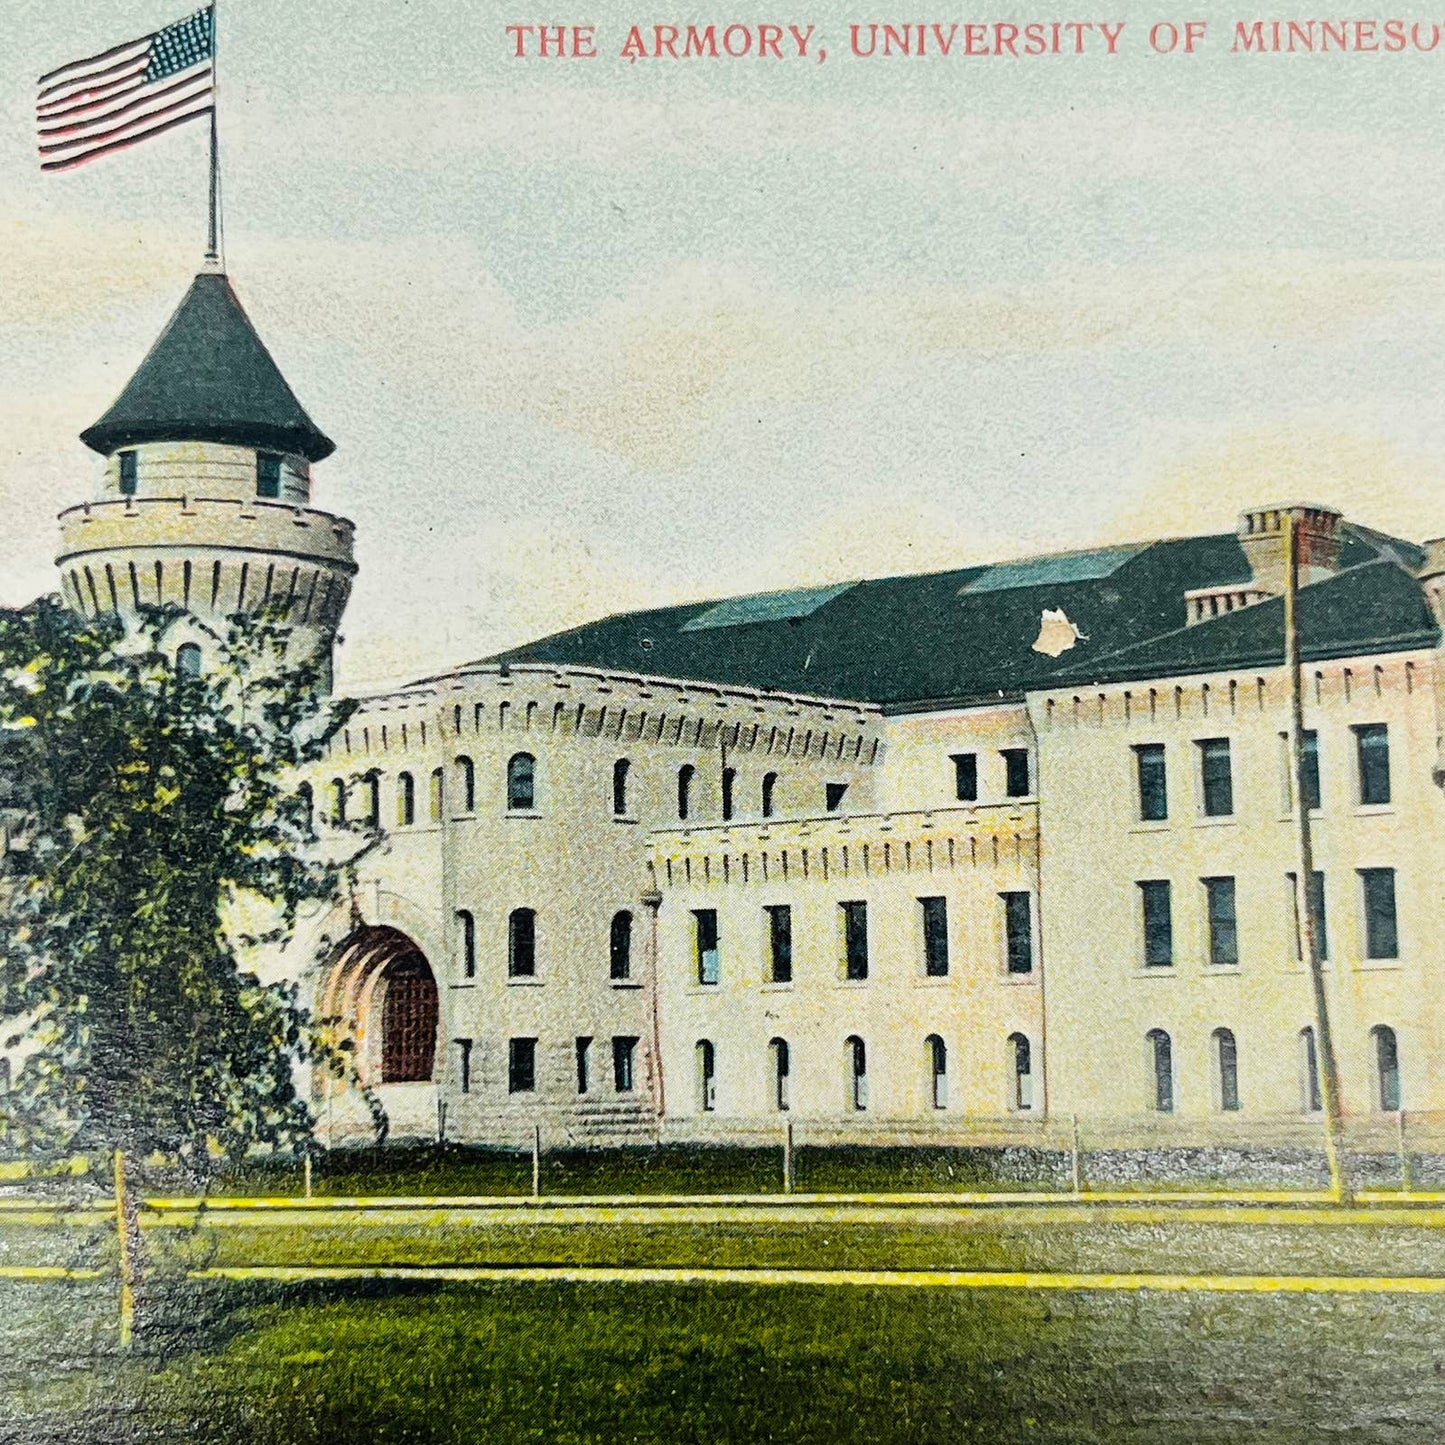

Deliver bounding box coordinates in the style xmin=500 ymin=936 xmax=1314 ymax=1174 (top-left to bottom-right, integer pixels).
xmin=51 ymin=268 xmax=1445 ymax=1147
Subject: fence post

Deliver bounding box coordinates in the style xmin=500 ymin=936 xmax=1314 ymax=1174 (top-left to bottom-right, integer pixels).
xmin=113 ymin=1149 xmax=135 ymax=1351
xmin=532 ymin=1122 xmax=542 ymax=1200
xmin=303 ymin=1153 xmax=313 ymax=1201
xmin=1398 ymin=1109 xmax=1412 ymax=1196
xmin=783 ymin=1118 xmax=794 ymax=1195
xmin=1070 ymin=1113 xmax=1082 ymax=1196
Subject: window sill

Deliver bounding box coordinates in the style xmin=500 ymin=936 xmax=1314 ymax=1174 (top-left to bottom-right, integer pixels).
xmin=611 ymin=814 xmax=640 ymax=826
xmin=609 ymin=979 xmax=643 ymax=990
xmin=1128 ymin=821 xmax=1172 ymax=834
xmin=451 ymin=812 xmax=476 ymax=822
xmin=1202 ymin=965 xmax=1242 ymax=977
xmin=1133 ymin=966 xmax=1178 ymax=979
xmin=506 ymin=977 xmax=543 ymax=987
xmin=760 ymin=982 xmax=793 ymax=993
xmin=1354 ymin=804 xmax=1395 ymax=818
xmin=450 ymin=981 xmax=479 ymax=990
xmin=1193 ymin=815 xmax=1237 ymax=829
xmin=1001 ymin=972 xmax=1038 ymax=986
xmin=505 ymin=809 xmax=545 ymax=820
xmin=1358 ymin=958 xmax=1405 ymax=972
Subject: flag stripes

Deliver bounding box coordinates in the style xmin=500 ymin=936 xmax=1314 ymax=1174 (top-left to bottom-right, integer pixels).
xmin=37 ymin=8 xmax=214 ymax=174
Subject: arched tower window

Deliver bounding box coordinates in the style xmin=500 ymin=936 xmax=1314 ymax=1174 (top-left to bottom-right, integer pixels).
xmin=362 ymin=771 xmax=380 ymax=827
xmin=176 ymin=643 xmax=202 ymax=677
xmin=762 ymin=771 xmax=778 ymax=819
xmin=429 ymin=768 xmax=443 ymax=823
xmin=926 ymin=1034 xmax=948 ymax=1110
xmin=455 ymin=755 xmax=475 ymax=814
xmin=298 ymin=782 xmax=314 ymax=832
xmin=1372 ymin=1025 xmax=1401 ymax=1112
xmin=1146 ymin=1029 xmax=1174 ymax=1113
xmin=118 ymin=450 xmax=138 ymax=496
xmin=456 ymin=909 xmax=476 ymax=980
xmin=846 ymin=1035 xmax=867 ymax=1112
xmin=1213 ymin=1028 xmax=1240 ymax=1112
xmin=508 ymin=753 xmax=535 ymax=811
xmin=508 ymin=907 xmax=537 ymax=978
xmin=397 ymin=772 xmax=415 ymax=826
xmin=612 ymin=758 xmax=631 ymax=816
xmin=677 ymin=764 xmax=695 ymax=821
xmin=1008 ymin=1033 xmax=1033 ymax=1112
xmin=770 ymin=1038 xmax=790 ymax=1112
xmin=697 ymin=1039 xmax=716 ymax=1113
xmin=330 ymin=778 xmax=347 ymax=826
xmin=609 ymin=910 xmax=633 ymax=981
xmin=721 ymin=767 xmax=736 ymax=822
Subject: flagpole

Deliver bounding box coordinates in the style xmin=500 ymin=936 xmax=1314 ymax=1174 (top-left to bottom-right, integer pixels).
xmin=206 ymin=1 xmax=221 ymax=267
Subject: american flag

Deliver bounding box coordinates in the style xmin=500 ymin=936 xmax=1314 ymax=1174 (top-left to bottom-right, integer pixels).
xmin=37 ymin=7 xmax=214 ymax=173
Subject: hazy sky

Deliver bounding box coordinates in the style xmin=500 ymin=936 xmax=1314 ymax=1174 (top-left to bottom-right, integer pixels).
xmin=5 ymin=2 xmax=1445 ymax=691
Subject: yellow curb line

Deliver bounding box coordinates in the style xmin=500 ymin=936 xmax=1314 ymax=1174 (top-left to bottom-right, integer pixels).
xmin=190 ymin=1264 xmax=1445 ymax=1294
xmin=0 ymin=1266 xmax=104 ymax=1280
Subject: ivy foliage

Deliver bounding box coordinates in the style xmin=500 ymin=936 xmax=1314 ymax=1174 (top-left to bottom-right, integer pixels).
xmin=0 ymin=598 xmax=365 ymax=1169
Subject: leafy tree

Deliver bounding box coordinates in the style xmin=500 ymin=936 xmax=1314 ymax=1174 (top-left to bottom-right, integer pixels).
xmin=0 ymin=597 xmax=365 ymax=1173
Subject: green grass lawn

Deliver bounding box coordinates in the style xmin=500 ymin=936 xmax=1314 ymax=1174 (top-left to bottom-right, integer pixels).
xmin=4 ymin=1275 xmax=1445 ymax=1444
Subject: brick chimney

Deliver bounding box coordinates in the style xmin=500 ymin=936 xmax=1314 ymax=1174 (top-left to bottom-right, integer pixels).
xmin=1237 ymin=503 xmax=1343 ymax=595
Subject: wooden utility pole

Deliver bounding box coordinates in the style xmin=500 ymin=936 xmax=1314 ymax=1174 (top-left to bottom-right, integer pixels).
xmin=113 ymin=1150 xmax=135 ymax=1349
xmin=1284 ymin=511 xmax=1350 ymax=1204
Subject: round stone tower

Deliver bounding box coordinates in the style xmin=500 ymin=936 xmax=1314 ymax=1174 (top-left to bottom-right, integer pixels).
xmin=56 ymin=268 xmax=355 ymax=694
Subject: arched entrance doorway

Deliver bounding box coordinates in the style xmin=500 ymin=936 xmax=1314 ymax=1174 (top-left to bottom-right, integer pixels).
xmin=321 ymin=924 xmax=440 ymax=1088
xmin=380 ymin=954 xmax=437 ymax=1083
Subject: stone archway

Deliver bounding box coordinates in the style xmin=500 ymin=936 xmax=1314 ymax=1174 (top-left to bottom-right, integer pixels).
xmin=321 ymin=924 xmax=439 ymax=1088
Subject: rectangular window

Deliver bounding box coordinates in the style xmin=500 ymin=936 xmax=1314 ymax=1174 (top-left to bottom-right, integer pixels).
xmin=766 ymin=905 xmax=792 ymax=984
xmin=1002 ymin=892 xmax=1033 ymax=975
xmin=1139 ymin=880 xmax=1173 ymax=967
xmin=825 ymin=782 xmax=848 ymax=813
xmin=694 ymin=909 xmax=719 ymax=985
xmin=1134 ymin=743 xmax=1168 ymax=822
xmin=1355 ymin=724 xmax=1391 ymax=806
xmin=920 ymin=896 xmax=949 ymax=978
xmin=508 ymin=1037 xmax=537 ymax=1094
xmin=612 ymin=1036 xmax=637 ymax=1092
xmin=1002 ymin=748 xmax=1031 ymax=798
xmin=951 ymin=752 xmax=978 ymax=803
xmin=1361 ymin=868 xmax=1399 ymax=960
xmin=1198 ymin=738 xmax=1233 ymax=817
xmin=841 ymin=901 xmax=869 ymax=980
xmin=575 ymin=1037 xmax=591 ymax=1094
xmin=256 ymin=452 xmax=282 ymax=499
xmin=1300 ymin=730 xmax=1321 ymax=811
xmin=118 ymin=450 xmax=138 ymax=496
xmin=1288 ymin=871 xmax=1329 ymax=962
xmin=457 ymin=1039 xmax=472 ymax=1095
xmin=1203 ymin=877 xmax=1238 ymax=966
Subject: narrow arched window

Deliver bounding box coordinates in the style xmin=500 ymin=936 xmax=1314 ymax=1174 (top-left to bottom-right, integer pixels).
xmin=1009 ymin=1033 xmax=1033 ymax=1111
xmin=508 ymin=907 xmax=537 ymax=977
xmin=1372 ymin=1025 xmax=1400 ymax=1112
xmin=397 ymin=772 xmax=415 ymax=826
xmin=770 ymin=1038 xmax=790 ymax=1112
xmin=298 ymin=782 xmax=314 ymax=832
xmin=677 ymin=764 xmax=695 ymax=821
xmin=455 ymin=756 xmax=475 ymax=814
xmin=176 ymin=642 xmax=202 ymax=677
xmin=1300 ymin=1026 xmax=1321 ymax=1114
xmin=697 ymin=1039 xmax=716 ymax=1113
xmin=1213 ymin=1028 xmax=1240 ymax=1112
xmin=721 ymin=767 xmax=736 ymax=822
xmin=330 ymin=778 xmax=347 ymax=826
xmin=762 ymin=771 xmax=778 ymax=819
xmin=363 ymin=771 xmax=380 ymax=827
xmin=457 ymin=909 xmax=476 ymax=980
xmin=1147 ymin=1029 xmax=1173 ymax=1113
xmin=926 ymin=1034 xmax=948 ymax=1110
xmin=429 ymin=768 xmax=444 ymax=822
xmin=846 ymin=1035 xmax=867 ymax=1112
xmin=508 ymin=753 xmax=535 ymax=811
xmin=609 ymin=910 xmax=632 ymax=981
xmin=612 ymin=758 xmax=630 ymax=816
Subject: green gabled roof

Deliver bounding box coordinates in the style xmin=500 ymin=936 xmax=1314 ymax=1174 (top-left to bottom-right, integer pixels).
xmin=81 ymin=272 xmax=334 ymax=463
xmin=473 ymin=522 xmax=1437 ymax=711
xmin=1050 ymin=557 xmax=1439 ymax=689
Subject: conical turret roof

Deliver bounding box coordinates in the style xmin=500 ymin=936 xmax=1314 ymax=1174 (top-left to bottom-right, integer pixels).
xmin=80 ymin=271 xmax=335 ymax=462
